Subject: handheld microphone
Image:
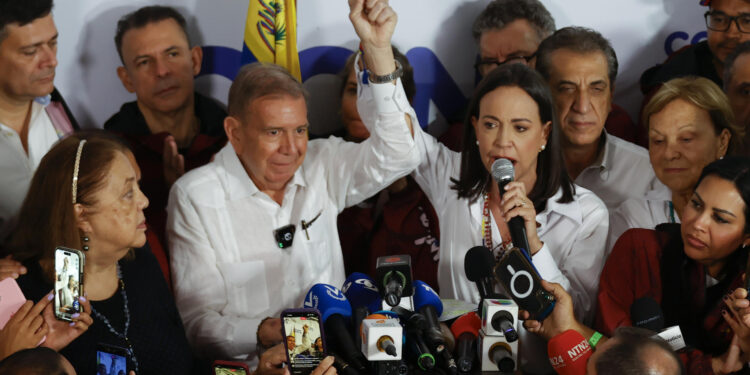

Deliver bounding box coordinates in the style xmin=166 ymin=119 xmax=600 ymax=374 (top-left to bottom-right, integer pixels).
xmin=392 ymin=307 xmax=435 ymax=371
xmin=343 ymin=272 xmax=383 ymax=350
xmin=630 ymin=297 xmax=685 ymax=350
xmin=450 ymin=312 xmax=481 ymax=373
xmin=376 ymin=255 xmax=414 ymax=308
xmin=303 ymin=284 xmax=367 ymax=372
xmin=630 ymin=297 xmax=664 ymax=332
xmin=547 ymin=330 xmax=592 ymax=375
xmin=329 ymin=351 xmax=364 ymax=375
xmin=464 ymin=246 xmax=501 ymax=301
xmin=412 ymin=281 xmax=458 ymax=374
xmin=491 ymin=158 xmax=530 ymax=255
xmin=490 ymin=310 xmax=518 ymax=342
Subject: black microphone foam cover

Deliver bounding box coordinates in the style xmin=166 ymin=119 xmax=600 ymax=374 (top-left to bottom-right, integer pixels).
xmin=630 ymin=297 xmax=664 ymax=332
xmin=464 ymin=246 xmax=495 ymax=282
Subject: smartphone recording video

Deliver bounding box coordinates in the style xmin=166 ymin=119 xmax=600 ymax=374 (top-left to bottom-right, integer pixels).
xmin=54 ymin=247 xmax=84 ymax=322
xmin=96 ymin=344 xmax=129 ymax=375
xmin=282 ymin=309 xmax=326 ymax=375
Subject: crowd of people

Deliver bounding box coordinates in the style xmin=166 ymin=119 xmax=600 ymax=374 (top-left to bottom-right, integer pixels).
xmin=1 ymin=0 xmax=750 ymax=374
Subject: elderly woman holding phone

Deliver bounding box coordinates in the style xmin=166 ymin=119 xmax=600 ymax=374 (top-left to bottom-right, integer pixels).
xmin=4 ymin=133 xmax=195 ymax=374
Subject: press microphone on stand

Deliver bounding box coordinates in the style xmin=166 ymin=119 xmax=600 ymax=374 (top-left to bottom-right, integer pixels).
xmin=303 ymin=284 xmax=368 ymax=372
xmin=630 ymin=297 xmax=685 ymax=350
xmin=464 ymin=246 xmax=502 ymax=302
xmin=412 ymin=281 xmax=457 ymax=374
xmin=450 ymin=312 xmax=481 ymax=373
xmin=342 ymin=272 xmax=383 ymax=350
xmin=392 ymin=306 xmax=435 ymax=371
xmin=491 ymin=158 xmax=530 ymax=255
xmin=376 ymin=255 xmax=414 ymax=308
xmin=547 ymin=330 xmax=592 ymax=375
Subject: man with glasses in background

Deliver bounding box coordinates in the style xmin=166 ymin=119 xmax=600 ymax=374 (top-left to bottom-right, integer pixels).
xmin=440 ymin=0 xmax=639 ymax=150
xmin=641 ymin=0 xmax=750 ymax=102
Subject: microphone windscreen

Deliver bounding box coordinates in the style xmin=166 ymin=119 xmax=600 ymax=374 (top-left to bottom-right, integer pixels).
xmin=342 ymin=272 xmax=382 ymax=314
xmin=547 ymin=330 xmax=592 ymax=375
xmin=630 ymin=297 xmax=664 ymax=332
xmin=304 ymin=283 xmax=352 ymax=322
xmin=491 ymin=158 xmax=514 ymax=182
xmin=464 ymin=246 xmax=495 ymax=282
xmin=450 ymin=312 xmax=481 ymax=339
xmin=412 ymin=280 xmax=443 ymax=316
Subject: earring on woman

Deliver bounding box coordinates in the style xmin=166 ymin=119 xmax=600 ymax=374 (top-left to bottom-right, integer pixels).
xmin=540 ymin=144 xmax=546 ymax=152
xmin=476 ymin=140 xmax=479 ymax=146
xmin=82 ymin=234 xmax=90 ymax=251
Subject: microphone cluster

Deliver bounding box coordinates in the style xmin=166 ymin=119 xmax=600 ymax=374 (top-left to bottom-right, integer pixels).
xmin=300 ymin=255 xmax=461 ymax=375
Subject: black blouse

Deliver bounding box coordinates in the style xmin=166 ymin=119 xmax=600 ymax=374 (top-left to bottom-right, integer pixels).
xmin=17 ymin=246 xmax=198 ymax=374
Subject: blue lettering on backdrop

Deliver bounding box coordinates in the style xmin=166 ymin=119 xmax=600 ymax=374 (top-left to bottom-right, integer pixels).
xmin=664 ymin=31 xmax=707 ymax=55
xmin=199 ymin=45 xmax=467 ymax=128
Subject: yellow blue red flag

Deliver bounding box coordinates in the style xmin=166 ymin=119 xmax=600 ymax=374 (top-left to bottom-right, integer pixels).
xmin=242 ymin=0 xmax=301 ymax=80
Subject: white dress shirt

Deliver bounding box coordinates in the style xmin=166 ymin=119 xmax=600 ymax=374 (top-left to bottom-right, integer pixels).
xmin=607 ymin=186 xmax=680 ymax=254
xmin=411 ymin=128 xmax=608 ymax=374
xmin=167 ymin=78 xmax=419 ymax=362
xmin=0 ymin=101 xmax=59 ymax=240
xmin=411 ymin=126 xmax=608 ymax=321
xmin=574 ymin=132 xmax=666 ymax=210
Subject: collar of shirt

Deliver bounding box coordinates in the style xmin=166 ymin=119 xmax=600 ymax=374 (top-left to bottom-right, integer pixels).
xmin=644 ymin=184 xmax=671 ymax=201
xmin=536 ymin=187 xmax=583 ymax=228
xmin=33 ymin=95 xmax=51 ymax=106
xmin=217 ymin=143 xmax=307 ymax=202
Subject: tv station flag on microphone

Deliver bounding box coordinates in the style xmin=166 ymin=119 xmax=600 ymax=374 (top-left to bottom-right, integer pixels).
xmin=242 ymin=0 xmax=301 ymax=80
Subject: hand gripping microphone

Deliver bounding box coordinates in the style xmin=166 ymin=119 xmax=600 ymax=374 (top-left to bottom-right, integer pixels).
xmin=464 ymin=246 xmax=502 ymax=301
xmin=547 ymin=330 xmax=592 ymax=375
xmin=630 ymin=297 xmax=685 ymax=350
xmin=303 ymin=284 xmax=367 ymax=372
xmin=375 ymin=255 xmax=414 ymax=308
xmin=491 ymin=158 xmax=531 ymax=255
xmin=342 ymin=272 xmax=383 ymax=350
xmin=450 ymin=312 xmax=481 ymax=373
xmin=412 ymin=281 xmax=457 ymax=374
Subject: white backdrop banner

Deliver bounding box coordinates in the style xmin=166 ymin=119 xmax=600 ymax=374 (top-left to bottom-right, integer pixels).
xmin=52 ymin=0 xmax=706 ymax=131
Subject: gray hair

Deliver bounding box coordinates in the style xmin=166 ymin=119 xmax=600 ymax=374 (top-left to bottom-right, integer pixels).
xmin=471 ymin=0 xmax=555 ymax=42
xmin=535 ymin=26 xmax=619 ymax=88
xmin=227 ymin=62 xmax=308 ymax=119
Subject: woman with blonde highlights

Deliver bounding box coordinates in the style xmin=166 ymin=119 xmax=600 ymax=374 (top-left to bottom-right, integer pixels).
xmin=608 ymin=76 xmax=744 ymax=252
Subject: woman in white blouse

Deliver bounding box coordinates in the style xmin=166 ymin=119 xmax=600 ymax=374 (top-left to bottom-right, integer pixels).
xmin=608 ymin=76 xmax=743 ymax=252
xmin=410 ymin=63 xmax=608 ymax=324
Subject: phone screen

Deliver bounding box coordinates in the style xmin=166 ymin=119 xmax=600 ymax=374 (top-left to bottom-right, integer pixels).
xmin=55 ymin=248 xmax=82 ymax=321
xmin=96 ymin=348 xmax=127 ymax=375
xmin=283 ymin=310 xmax=325 ymax=375
xmin=214 ymin=365 xmax=248 ymax=375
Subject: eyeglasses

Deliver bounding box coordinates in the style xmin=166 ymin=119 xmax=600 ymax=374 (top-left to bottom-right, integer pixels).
xmin=704 ymin=11 xmax=750 ymax=33
xmin=474 ymin=53 xmax=536 ymax=75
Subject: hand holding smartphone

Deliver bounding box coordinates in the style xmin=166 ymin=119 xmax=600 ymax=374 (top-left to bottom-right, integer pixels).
xmin=493 ymin=247 xmax=555 ymax=321
xmin=96 ymin=343 xmax=129 ymax=374
xmin=281 ymin=308 xmax=326 ymax=375
xmin=54 ymin=247 xmax=84 ymax=322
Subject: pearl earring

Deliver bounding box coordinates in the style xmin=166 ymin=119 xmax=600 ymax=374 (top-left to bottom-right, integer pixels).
xmin=476 ymin=140 xmax=479 ymax=146
xmin=82 ymin=235 xmax=89 ymax=251
xmin=540 ymin=144 xmax=546 ymax=152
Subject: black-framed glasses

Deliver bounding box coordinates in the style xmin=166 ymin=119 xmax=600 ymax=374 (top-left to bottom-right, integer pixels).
xmin=705 ymin=11 xmax=750 ymax=33
xmin=474 ymin=53 xmax=536 ymax=75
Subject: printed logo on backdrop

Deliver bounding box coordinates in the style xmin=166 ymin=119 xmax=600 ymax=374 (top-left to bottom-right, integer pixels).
xmin=665 ymin=31 xmax=707 ymax=55
xmin=199 ymin=45 xmax=467 ymax=128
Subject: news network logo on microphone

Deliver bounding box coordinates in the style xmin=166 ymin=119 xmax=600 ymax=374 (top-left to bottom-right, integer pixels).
xmin=342 ymin=277 xmax=379 ymax=295
xmin=304 ymin=284 xmax=347 ymax=309
xmin=549 ymin=338 xmax=590 ymax=368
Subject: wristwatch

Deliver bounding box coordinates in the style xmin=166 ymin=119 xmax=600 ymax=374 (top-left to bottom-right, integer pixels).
xmin=368 ymin=60 xmax=403 ymax=84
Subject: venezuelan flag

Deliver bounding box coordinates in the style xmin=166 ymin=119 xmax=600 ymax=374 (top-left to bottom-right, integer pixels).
xmin=241 ymin=0 xmax=301 ymax=80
